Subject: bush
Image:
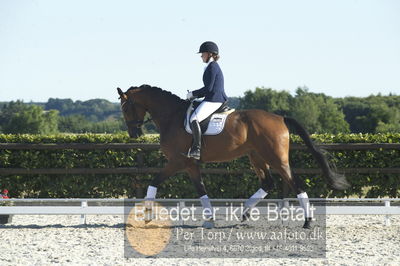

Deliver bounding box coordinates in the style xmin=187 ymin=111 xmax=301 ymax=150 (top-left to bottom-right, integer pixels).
xmin=0 ymin=133 xmax=399 ymax=198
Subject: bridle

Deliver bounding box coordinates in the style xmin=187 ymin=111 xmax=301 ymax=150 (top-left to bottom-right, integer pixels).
xmin=120 ymin=98 xmax=153 ymax=128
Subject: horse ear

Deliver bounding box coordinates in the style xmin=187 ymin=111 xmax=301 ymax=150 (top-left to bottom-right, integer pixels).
xmin=117 ymin=87 xmax=124 ymax=97
xmin=117 ymin=87 xmax=128 ymax=100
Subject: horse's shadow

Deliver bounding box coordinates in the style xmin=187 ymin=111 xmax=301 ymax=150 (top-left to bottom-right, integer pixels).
xmin=126 ymin=222 xmax=255 ymax=229
xmin=0 ymin=223 xmax=126 ymax=229
xmin=0 ymin=222 xmax=255 ymax=230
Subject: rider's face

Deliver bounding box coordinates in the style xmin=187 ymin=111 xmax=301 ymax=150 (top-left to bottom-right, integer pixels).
xmin=201 ymin=52 xmax=211 ymax=63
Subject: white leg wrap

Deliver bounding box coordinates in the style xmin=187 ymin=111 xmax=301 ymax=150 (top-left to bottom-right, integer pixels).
xmin=297 ymin=192 xmax=311 ymax=218
xmin=244 ymin=188 xmax=268 ymax=210
xmin=145 ymin=185 xmax=157 ymax=199
xmin=200 ymin=195 xmax=213 ymax=219
xmin=145 ymin=185 xmax=157 ymax=209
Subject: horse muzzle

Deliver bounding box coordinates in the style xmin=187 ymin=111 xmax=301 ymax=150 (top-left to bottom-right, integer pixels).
xmin=128 ymin=127 xmax=143 ymax=139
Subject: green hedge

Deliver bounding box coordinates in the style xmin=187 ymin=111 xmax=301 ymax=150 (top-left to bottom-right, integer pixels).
xmin=0 ymin=133 xmax=399 ymax=198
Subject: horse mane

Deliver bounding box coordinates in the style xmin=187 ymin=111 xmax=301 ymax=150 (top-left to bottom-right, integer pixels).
xmin=127 ymin=85 xmax=188 ymax=109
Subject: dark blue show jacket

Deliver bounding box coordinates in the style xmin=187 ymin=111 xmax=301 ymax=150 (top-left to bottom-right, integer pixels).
xmin=192 ymin=61 xmax=228 ymax=103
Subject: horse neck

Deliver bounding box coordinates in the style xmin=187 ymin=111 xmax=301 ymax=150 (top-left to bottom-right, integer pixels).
xmin=142 ymin=92 xmax=185 ymax=132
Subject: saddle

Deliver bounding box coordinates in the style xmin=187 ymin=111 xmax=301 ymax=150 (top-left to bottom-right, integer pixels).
xmin=184 ymin=101 xmax=235 ymax=135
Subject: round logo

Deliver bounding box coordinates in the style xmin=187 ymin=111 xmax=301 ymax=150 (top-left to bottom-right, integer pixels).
xmin=125 ymin=201 xmax=172 ymax=256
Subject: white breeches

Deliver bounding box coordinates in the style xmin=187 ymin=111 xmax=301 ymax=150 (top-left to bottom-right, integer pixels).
xmin=190 ymin=101 xmax=223 ymax=123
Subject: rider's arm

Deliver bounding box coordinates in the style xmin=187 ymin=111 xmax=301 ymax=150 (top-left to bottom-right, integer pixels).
xmin=192 ymin=63 xmax=217 ymax=98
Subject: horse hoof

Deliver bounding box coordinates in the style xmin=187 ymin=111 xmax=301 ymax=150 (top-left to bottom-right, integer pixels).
xmin=241 ymin=207 xmax=251 ymax=222
xmin=302 ymin=218 xmax=312 ymax=229
xmin=241 ymin=212 xmax=250 ymax=222
xmin=202 ymin=219 xmax=215 ymax=229
xmin=144 ymin=215 xmax=152 ymax=223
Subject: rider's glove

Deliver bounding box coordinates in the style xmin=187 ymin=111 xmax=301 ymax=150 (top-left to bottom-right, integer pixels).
xmin=186 ymin=91 xmax=196 ymax=100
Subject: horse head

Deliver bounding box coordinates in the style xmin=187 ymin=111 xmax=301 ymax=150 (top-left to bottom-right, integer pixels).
xmin=117 ymin=87 xmax=146 ymax=138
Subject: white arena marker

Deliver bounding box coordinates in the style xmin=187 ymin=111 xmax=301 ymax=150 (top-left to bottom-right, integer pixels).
xmin=384 ymin=200 xmax=391 ymax=226
xmin=179 ymin=201 xmax=185 ymax=226
xmin=81 ymin=200 xmax=88 ymax=225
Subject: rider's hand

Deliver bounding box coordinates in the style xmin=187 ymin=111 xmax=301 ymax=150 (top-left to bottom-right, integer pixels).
xmin=186 ymin=91 xmax=195 ymax=100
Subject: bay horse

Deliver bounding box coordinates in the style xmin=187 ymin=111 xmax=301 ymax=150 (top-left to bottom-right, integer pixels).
xmin=117 ymin=85 xmax=349 ymax=229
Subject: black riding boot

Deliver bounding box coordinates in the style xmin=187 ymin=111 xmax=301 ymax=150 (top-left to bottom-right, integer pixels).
xmin=189 ymin=120 xmax=201 ymax=160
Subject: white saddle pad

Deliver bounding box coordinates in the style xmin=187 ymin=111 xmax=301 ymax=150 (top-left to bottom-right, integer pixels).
xmin=184 ymin=103 xmax=235 ymax=136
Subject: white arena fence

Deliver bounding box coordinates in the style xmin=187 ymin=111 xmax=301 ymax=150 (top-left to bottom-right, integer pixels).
xmin=0 ymin=198 xmax=399 ymax=226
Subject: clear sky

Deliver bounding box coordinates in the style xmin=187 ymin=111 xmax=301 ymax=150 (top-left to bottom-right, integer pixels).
xmin=1 ymin=0 xmax=399 ymax=102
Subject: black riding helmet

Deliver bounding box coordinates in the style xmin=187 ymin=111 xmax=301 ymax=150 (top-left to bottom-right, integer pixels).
xmin=198 ymin=41 xmax=219 ymax=54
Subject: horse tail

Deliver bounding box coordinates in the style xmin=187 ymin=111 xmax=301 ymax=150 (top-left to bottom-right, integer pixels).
xmin=283 ymin=116 xmax=349 ymax=190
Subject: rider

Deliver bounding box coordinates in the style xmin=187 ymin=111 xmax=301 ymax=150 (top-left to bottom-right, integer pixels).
xmin=186 ymin=41 xmax=228 ymax=160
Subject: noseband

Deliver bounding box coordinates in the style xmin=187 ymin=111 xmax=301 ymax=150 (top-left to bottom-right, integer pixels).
xmin=126 ymin=119 xmax=145 ymax=128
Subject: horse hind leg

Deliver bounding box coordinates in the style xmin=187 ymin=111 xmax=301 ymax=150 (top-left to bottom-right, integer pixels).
xmin=242 ymin=151 xmax=275 ymax=221
xmin=254 ymin=144 xmax=313 ymax=229
xmin=274 ymin=163 xmax=313 ymax=229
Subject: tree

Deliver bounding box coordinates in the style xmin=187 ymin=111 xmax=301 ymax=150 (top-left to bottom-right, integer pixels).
xmin=239 ymin=87 xmax=292 ymax=116
xmin=58 ymin=115 xmax=90 ymax=133
xmin=239 ymin=87 xmax=350 ymax=133
xmin=290 ymin=88 xmax=321 ymax=132
xmin=227 ymin=97 xmax=240 ymax=109
xmin=58 ymin=115 xmax=127 ymax=133
xmin=0 ymin=101 xmax=59 ymax=134
xmin=45 ymin=98 xmax=74 ymax=114
xmin=45 ymin=98 xmax=121 ymax=122
xmin=319 ymin=98 xmax=350 ymax=134
xmin=337 ymin=98 xmax=370 ymax=132
xmin=375 ymin=107 xmax=400 ymax=133
xmin=339 ymin=95 xmax=400 ymax=133
xmin=290 ymin=88 xmax=350 ymax=133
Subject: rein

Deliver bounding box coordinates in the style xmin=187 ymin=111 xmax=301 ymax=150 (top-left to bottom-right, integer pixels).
xmin=125 ymin=117 xmax=153 ymax=128
xmin=120 ymin=98 xmax=153 ymax=128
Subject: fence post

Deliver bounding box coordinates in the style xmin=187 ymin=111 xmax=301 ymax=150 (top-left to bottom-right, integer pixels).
xmin=179 ymin=200 xmax=185 ymax=226
xmin=135 ymin=153 xmax=145 ymax=198
xmin=81 ymin=200 xmax=88 ymax=225
xmin=280 ymin=199 xmax=290 ymax=226
xmin=384 ymin=200 xmax=391 ymax=226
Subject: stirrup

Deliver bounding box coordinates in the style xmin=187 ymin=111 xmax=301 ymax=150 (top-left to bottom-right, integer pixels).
xmin=181 ymin=147 xmax=201 ymax=160
xmin=187 ymin=147 xmax=201 ymax=160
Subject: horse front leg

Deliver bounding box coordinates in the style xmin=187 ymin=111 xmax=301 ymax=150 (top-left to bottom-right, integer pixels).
xmin=143 ymin=160 xmax=183 ymax=223
xmin=186 ymin=163 xmax=215 ymax=229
